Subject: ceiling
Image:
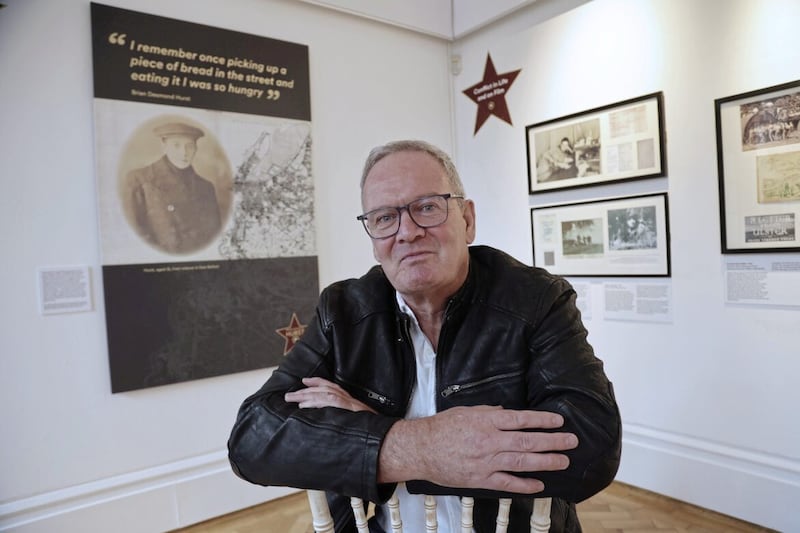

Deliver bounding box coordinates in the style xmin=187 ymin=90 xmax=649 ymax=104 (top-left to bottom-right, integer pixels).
xmin=296 ymin=0 xmax=540 ymax=40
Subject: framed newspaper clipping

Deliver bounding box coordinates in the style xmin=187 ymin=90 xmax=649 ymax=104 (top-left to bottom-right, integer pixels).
xmin=526 ymin=92 xmax=666 ymax=194
xmin=531 ymin=193 xmax=671 ymax=277
xmin=715 ymin=79 xmax=800 ymax=253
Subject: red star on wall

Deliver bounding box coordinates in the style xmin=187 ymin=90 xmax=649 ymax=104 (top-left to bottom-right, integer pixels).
xmin=275 ymin=312 xmax=307 ymax=355
xmin=462 ymin=54 xmax=522 ymax=135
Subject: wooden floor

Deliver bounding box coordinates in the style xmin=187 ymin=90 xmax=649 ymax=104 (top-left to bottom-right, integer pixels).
xmin=174 ymin=482 xmax=776 ymax=533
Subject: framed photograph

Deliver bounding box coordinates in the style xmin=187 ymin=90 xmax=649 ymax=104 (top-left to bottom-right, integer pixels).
xmin=715 ymin=79 xmax=800 ymax=253
xmin=526 ymin=92 xmax=666 ymax=194
xmin=531 ymin=193 xmax=671 ymax=277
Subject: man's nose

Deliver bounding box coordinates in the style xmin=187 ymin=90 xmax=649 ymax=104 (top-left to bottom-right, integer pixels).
xmin=395 ymin=208 xmax=424 ymax=241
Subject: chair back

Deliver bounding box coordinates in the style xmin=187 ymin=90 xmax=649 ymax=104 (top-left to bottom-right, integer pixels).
xmin=306 ymin=489 xmax=551 ymax=533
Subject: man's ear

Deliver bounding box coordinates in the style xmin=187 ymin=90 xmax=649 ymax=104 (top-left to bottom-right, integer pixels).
xmin=463 ymin=199 xmax=476 ymax=244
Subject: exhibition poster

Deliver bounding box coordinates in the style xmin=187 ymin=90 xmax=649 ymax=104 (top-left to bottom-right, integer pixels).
xmin=91 ymin=3 xmax=318 ymax=392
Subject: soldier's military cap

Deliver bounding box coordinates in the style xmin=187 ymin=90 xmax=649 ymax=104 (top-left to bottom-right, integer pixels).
xmin=153 ymin=122 xmax=204 ymax=140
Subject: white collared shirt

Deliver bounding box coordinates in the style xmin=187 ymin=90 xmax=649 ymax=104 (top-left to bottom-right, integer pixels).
xmin=377 ymin=292 xmax=472 ymax=533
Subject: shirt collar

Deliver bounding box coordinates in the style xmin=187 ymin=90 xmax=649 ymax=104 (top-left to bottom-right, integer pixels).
xmin=395 ymin=291 xmax=419 ymax=326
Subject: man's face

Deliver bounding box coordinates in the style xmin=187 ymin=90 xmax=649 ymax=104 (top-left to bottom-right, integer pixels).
xmin=362 ymin=150 xmax=476 ymax=301
xmin=162 ymin=135 xmax=197 ymax=169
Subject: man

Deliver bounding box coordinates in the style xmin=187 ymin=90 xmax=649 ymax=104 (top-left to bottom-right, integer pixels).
xmin=125 ymin=121 xmax=222 ymax=254
xmin=539 ymin=137 xmax=578 ymax=182
xmin=228 ymin=140 xmax=621 ymax=532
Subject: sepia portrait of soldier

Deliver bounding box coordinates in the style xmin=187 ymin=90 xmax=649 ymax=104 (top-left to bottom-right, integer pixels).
xmin=121 ymin=120 xmax=231 ymax=254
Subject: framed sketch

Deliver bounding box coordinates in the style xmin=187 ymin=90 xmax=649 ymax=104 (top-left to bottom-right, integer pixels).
xmin=531 ymin=193 xmax=671 ymax=277
xmin=526 ymin=92 xmax=666 ymax=194
xmin=715 ymin=79 xmax=800 ymax=253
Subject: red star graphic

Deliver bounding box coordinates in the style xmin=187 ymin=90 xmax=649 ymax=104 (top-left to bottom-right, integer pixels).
xmin=275 ymin=312 xmax=307 ymax=355
xmin=462 ymin=54 xmax=522 ymax=134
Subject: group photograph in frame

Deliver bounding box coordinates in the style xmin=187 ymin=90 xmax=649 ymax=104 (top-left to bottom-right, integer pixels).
xmin=526 ymin=92 xmax=666 ymax=194
xmin=530 ymin=193 xmax=671 ymax=277
xmin=715 ymin=79 xmax=800 ymax=253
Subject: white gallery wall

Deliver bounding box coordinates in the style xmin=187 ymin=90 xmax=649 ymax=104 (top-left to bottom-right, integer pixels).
xmin=451 ymin=0 xmax=799 ymax=531
xmin=0 ymin=0 xmax=454 ymax=531
xmin=1 ymin=0 xmax=799 ymax=532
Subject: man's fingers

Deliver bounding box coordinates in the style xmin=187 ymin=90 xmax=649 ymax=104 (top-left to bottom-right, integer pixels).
xmin=491 ymin=408 xmax=565 ymax=431
xmin=301 ymin=376 xmax=337 ymax=389
xmin=486 ymin=472 xmax=545 ymax=495
xmin=491 ymin=451 xmax=570 ymax=473
xmin=293 ymin=397 xmax=332 ymax=409
xmin=285 ymin=388 xmax=343 ymax=407
xmin=284 ymin=378 xmax=376 ymax=413
xmin=285 ymin=377 xmax=342 ymax=403
xmin=514 ymin=431 xmax=578 ymax=452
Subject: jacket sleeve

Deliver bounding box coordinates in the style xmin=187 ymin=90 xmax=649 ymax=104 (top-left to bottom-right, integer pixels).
xmin=524 ymin=277 xmax=621 ymax=502
xmin=227 ymin=295 xmax=399 ymax=504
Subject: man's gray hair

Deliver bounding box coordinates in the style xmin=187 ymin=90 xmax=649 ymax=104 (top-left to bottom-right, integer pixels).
xmin=360 ymin=140 xmax=465 ymax=196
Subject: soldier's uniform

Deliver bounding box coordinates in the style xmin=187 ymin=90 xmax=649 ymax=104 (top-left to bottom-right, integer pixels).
xmin=125 ymin=123 xmax=222 ymax=254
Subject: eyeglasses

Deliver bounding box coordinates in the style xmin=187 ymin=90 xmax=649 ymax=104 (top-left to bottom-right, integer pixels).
xmin=356 ymin=193 xmax=465 ymax=239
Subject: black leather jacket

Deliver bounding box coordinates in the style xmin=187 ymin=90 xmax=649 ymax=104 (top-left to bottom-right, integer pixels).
xmin=229 ymin=246 xmax=621 ymax=532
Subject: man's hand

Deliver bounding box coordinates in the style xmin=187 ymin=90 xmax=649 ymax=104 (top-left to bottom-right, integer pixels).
xmin=379 ymin=405 xmax=578 ymax=494
xmin=285 ymin=377 xmax=377 ymax=413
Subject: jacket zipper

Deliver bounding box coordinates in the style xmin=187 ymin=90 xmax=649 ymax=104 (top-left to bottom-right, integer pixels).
xmin=434 ymin=298 xmax=458 ymax=410
xmin=366 ymin=389 xmax=394 ymax=407
xmin=440 ymin=370 xmax=525 ymax=398
xmin=336 ymin=375 xmax=397 ymax=409
xmin=398 ymin=313 xmax=417 ymax=411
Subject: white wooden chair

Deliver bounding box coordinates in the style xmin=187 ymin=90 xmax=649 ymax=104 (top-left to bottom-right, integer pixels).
xmin=306 ymin=488 xmax=551 ymax=533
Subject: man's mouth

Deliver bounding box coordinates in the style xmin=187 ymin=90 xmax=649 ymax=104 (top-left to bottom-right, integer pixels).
xmin=400 ymin=250 xmax=431 ymax=262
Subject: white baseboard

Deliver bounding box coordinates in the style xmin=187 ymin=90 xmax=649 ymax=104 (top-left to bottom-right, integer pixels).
xmin=0 ymin=451 xmax=296 ymax=533
xmin=618 ymin=423 xmax=800 ymax=533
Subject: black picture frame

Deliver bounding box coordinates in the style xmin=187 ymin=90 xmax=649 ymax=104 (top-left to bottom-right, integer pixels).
xmin=715 ymin=79 xmax=800 ymax=253
xmin=526 ymin=92 xmax=666 ymax=194
xmin=530 ymin=192 xmax=671 ymax=277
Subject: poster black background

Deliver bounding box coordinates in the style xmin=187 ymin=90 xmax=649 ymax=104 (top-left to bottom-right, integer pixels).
xmin=91 ymin=2 xmax=311 ymax=120
xmin=104 ymin=257 xmax=319 ymax=393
